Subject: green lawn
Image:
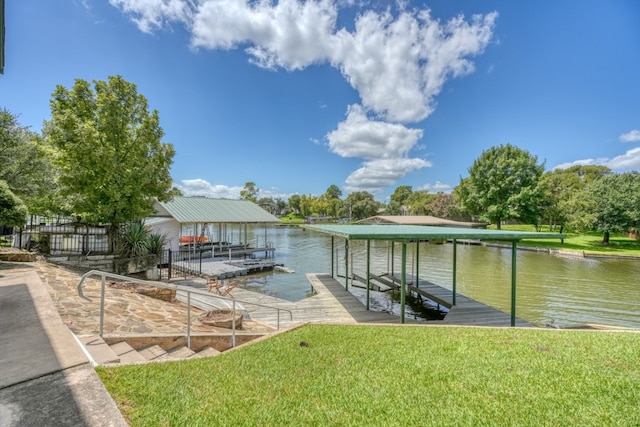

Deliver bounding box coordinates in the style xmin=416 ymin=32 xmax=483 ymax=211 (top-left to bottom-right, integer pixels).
xmin=489 ymin=225 xmax=640 ymax=257
xmin=97 ymin=324 xmax=640 ymax=426
xmin=279 ymin=213 xmax=306 ymax=224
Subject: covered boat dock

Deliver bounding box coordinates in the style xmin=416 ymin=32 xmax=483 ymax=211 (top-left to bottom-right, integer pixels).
xmin=304 ymin=224 xmax=564 ymax=326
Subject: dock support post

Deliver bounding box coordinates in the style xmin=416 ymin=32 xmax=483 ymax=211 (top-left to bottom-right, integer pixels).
xmin=511 ymin=241 xmax=517 ymax=327
xmin=366 ymin=240 xmax=371 ymax=310
xmin=391 ymin=243 xmax=395 ymax=278
xmin=331 ymin=236 xmax=335 ymax=277
xmin=344 ymin=239 xmax=349 ymax=291
xmin=415 ymin=241 xmax=420 ymax=288
xmin=401 ymin=242 xmax=407 ymax=324
xmin=452 ymin=239 xmax=457 ymax=306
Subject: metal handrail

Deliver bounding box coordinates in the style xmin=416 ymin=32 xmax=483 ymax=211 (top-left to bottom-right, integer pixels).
xmin=76 ymin=270 xmax=293 ymax=349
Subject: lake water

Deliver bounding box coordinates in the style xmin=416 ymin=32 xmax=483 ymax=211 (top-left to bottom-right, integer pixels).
xmin=235 ymin=225 xmax=640 ymax=328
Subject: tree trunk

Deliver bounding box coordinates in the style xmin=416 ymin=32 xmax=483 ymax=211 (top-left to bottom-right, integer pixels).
xmin=602 ymin=231 xmax=610 ymax=245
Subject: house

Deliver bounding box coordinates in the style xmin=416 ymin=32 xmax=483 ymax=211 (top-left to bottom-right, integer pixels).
xmin=147 ymin=196 xmax=280 ymax=252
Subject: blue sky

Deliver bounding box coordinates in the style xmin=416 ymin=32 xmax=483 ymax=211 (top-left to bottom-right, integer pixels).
xmin=2 ymin=1 xmax=639 ymax=202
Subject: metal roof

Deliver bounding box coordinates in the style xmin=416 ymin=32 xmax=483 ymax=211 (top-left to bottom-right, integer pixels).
xmin=357 ymin=215 xmax=486 ymax=228
xmin=152 ymin=197 xmax=280 ymax=224
xmin=304 ymin=224 xmax=564 ymax=241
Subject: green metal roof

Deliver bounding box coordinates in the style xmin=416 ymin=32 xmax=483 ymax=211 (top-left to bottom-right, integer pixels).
xmin=304 ymin=224 xmax=564 ymax=241
xmin=153 ymin=196 xmax=280 ymax=224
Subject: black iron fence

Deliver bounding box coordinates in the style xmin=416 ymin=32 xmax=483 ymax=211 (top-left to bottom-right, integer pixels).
xmin=11 ymin=224 xmax=110 ymax=255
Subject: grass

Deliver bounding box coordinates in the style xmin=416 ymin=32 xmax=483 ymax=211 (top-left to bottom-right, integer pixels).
xmin=97 ymin=324 xmax=640 ymax=426
xmin=279 ymin=213 xmax=306 ymax=224
xmin=489 ymin=225 xmax=640 ymax=257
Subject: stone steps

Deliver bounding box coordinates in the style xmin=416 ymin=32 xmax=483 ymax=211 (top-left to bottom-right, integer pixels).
xmin=78 ymin=335 xmax=222 ymax=366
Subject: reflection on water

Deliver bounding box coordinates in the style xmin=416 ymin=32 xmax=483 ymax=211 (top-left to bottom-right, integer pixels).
xmin=237 ymin=225 xmax=640 ymax=328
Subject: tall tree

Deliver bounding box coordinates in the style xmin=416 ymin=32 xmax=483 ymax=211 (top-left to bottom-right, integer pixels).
xmin=588 ymin=172 xmax=640 ymax=244
xmin=387 ymin=185 xmax=413 ymax=215
xmin=456 ymin=144 xmax=545 ymax=229
xmin=540 ymin=165 xmax=611 ymax=232
xmin=405 ymin=190 xmax=436 ymax=215
xmin=324 ymin=184 xmax=342 ymax=200
xmin=240 ymin=182 xmax=259 ymax=202
xmin=0 ymin=180 xmax=28 ymax=227
xmin=0 ymin=108 xmax=58 ymax=214
xmin=341 ymin=191 xmax=380 ymax=221
xmin=47 ymin=76 xmax=175 ymax=248
xmin=427 ymin=193 xmax=462 ymax=219
xmin=288 ymin=194 xmax=301 ymax=214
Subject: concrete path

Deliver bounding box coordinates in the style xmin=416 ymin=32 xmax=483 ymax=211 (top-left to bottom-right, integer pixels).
xmin=0 ymin=263 xmax=127 ymax=427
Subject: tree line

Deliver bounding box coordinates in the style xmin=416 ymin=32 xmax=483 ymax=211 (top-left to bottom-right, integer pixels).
xmin=244 ymin=144 xmax=640 ymax=244
xmin=2 ymin=76 xmax=638 ymax=247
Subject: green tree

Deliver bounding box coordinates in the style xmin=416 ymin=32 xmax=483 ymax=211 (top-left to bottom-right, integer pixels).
xmin=387 ymin=185 xmax=413 ymax=215
xmin=0 ymin=108 xmax=58 ymax=214
xmin=288 ymin=194 xmax=301 ymax=214
xmin=341 ymin=191 xmax=380 ymax=221
xmin=587 ymin=172 xmax=640 ymax=244
xmin=427 ymin=193 xmax=462 ymax=219
xmin=540 ymin=165 xmax=611 ymax=232
xmin=299 ymin=194 xmax=315 ymax=217
xmin=405 ymin=190 xmax=436 ymax=215
xmin=47 ymin=76 xmax=175 ymax=249
xmin=456 ymin=144 xmax=545 ymax=229
xmin=324 ymin=184 xmax=342 ymax=200
xmin=240 ymin=182 xmax=259 ymax=202
xmin=274 ymin=198 xmax=287 ymax=215
xmin=0 ymin=180 xmax=28 ymax=227
xmin=312 ymin=196 xmax=330 ymax=217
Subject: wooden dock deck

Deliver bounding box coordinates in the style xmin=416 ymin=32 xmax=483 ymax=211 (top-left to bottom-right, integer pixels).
xmin=186 ymin=273 xmax=534 ymax=329
xmin=382 ymin=273 xmax=534 ymax=327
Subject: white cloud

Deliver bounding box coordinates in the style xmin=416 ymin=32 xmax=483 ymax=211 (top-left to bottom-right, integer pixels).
xmin=177 ymin=179 xmax=293 ymax=200
xmin=111 ymin=0 xmax=496 ymax=121
xmin=606 ymin=147 xmax=640 ymax=170
xmin=109 ymin=0 xmax=193 ymax=33
xmin=620 ymin=129 xmax=640 ymax=143
xmin=177 ymin=179 xmax=244 ymax=199
xmin=327 ymin=104 xmax=430 ymax=193
xmin=191 ymin=0 xmax=337 ymax=70
xmin=554 ymin=147 xmax=640 ymax=172
xmin=344 ymin=158 xmax=431 ymax=194
xmin=417 ymin=181 xmax=452 ymax=193
xmin=326 ymin=104 xmax=423 ymax=159
xmin=331 ymin=10 xmax=497 ymax=122
xmin=111 ymin=1 xmax=497 ymax=192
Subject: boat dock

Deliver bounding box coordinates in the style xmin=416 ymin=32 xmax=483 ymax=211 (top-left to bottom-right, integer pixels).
xmin=170 ymin=258 xmax=277 ymax=280
xmin=228 ymin=273 xmax=421 ymax=328
xmin=350 ymin=272 xmax=534 ymax=327
xmin=191 ymin=273 xmax=535 ymax=329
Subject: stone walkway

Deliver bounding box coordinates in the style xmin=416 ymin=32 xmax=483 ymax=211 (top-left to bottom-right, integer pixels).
xmin=3 ymin=258 xmax=274 ymax=336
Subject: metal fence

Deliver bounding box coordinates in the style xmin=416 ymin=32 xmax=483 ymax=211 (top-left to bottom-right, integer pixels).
xmin=11 ymin=223 xmax=110 ymax=255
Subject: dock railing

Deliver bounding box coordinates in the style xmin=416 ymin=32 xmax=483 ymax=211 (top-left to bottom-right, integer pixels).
xmin=76 ymin=270 xmax=293 ymax=349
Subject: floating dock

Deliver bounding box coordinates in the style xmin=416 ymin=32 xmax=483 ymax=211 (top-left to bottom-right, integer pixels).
xmin=171 ymin=258 xmax=277 ymax=280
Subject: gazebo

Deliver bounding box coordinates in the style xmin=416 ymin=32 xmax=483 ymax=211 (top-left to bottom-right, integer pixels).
xmin=304 ymin=224 xmax=564 ymax=326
